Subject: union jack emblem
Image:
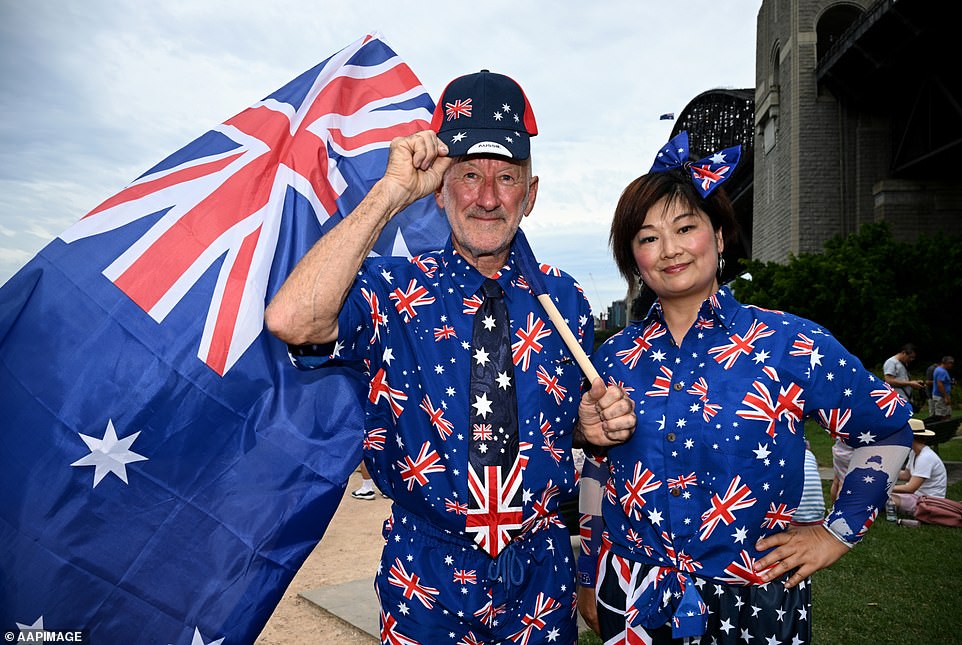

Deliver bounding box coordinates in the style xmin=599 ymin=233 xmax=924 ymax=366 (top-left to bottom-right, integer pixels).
xmin=538 ymin=263 xmax=561 ymax=277
xmin=473 ymin=589 xmax=506 ymax=628
xmin=645 ymin=365 xmax=673 ymax=397
xmin=445 ymin=498 xmax=468 ymax=515
xmin=397 ymin=440 xmax=446 ymax=490
xmin=508 ymin=592 xmax=562 ymax=645
xmin=616 ymin=321 xmax=666 ymax=369
xmin=688 ymin=377 xmax=722 ymax=422
xmin=511 ymin=312 xmax=552 ymax=372
xmin=676 ymin=551 xmax=703 ymax=573
xmin=535 ymin=364 xmax=567 ymax=404
xmin=389 ymin=278 xmax=436 ymax=322
xmin=419 ymin=394 xmax=454 ymax=440
xmin=620 ymin=462 xmax=662 ymax=520
xmin=433 ymin=324 xmax=457 ymax=341
xmin=410 ymin=254 xmax=438 ymax=277
xmin=380 ymin=608 xmax=421 ymax=645
xmin=60 ymin=34 xmax=436 ymax=376
xmin=694 ymin=316 xmax=714 ymax=330
xmin=816 ymin=407 xmax=852 ymax=440
xmin=522 ymin=481 xmax=560 ymax=532
xmin=606 ymin=376 xmax=636 ymax=396
xmin=762 ymin=502 xmax=796 ymax=530
xmin=699 ymin=475 xmax=757 ymax=541
xmin=719 ymin=549 xmax=773 ymax=585
xmin=453 ymin=568 xmax=477 ymax=585
xmin=466 ymin=454 xmax=526 ymax=557
xmin=369 ymin=367 xmax=408 ymax=419
xmin=472 ymin=423 xmax=493 ymax=441
xmin=707 ymin=320 xmax=775 ymax=370
xmin=541 ymin=436 xmax=564 ymax=464
xmin=361 ymin=288 xmax=387 ymax=345
xmin=457 ymin=633 xmax=483 ymax=645
xmin=736 ymin=380 xmax=805 ymax=439
xmin=387 ymin=557 xmax=440 ymax=609
xmin=871 ymin=386 xmax=905 ymax=418
xmin=789 ymin=332 xmax=815 ymax=357
xmin=445 ymin=98 xmax=473 ymax=120
xmin=690 ymin=162 xmax=732 ymax=193
xmin=667 ymin=471 xmax=698 ymax=490
xmin=462 ymin=294 xmax=483 ymax=315
xmin=362 ymin=426 xmax=387 ymax=451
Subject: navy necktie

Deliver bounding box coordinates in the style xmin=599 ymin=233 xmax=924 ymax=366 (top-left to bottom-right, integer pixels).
xmin=466 ymin=278 xmax=522 ymax=557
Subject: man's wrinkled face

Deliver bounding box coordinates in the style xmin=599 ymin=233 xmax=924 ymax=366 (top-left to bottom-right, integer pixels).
xmin=436 ymin=155 xmax=537 ymax=271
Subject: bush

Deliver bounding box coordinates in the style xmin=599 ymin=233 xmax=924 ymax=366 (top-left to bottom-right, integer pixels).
xmin=731 ymin=223 xmax=961 ymax=368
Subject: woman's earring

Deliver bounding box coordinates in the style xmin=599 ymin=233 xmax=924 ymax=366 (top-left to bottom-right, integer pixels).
xmin=717 ymin=256 xmax=726 ymax=276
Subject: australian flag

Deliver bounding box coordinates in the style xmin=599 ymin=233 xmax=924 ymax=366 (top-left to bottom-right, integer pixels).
xmin=0 ymin=33 xmax=448 ymax=643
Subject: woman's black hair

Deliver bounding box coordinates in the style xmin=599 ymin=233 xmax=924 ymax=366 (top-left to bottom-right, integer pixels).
xmin=609 ymin=168 xmax=740 ymax=285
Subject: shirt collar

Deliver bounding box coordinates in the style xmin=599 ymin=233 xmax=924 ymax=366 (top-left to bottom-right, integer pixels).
xmin=441 ymin=235 xmax=520 ymax=298
xmin=641 ymin=285 xmax=740 ymax=331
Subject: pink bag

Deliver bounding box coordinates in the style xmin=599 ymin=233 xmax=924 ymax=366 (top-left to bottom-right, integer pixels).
xmin=914 ymin=496 xmax=962 ymax=527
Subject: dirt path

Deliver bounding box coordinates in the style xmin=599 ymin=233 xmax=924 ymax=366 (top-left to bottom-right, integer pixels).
xmin=255 ymin=471 xmax=387 ymax=645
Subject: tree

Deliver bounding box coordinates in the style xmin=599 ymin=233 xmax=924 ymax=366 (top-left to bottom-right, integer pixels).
xmin=731 ymin=223 xmax=961 ymax=368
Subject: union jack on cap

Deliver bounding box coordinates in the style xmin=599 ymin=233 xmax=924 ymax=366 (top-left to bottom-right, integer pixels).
xmin=430 ymin=69 xmax=538 ymax=159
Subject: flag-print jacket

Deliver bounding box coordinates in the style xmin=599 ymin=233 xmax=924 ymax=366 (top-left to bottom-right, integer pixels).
xmin=578 ymin=286 xmax=911 ymax=585
xmin=294 ymin=236 xmax=593 ymax=542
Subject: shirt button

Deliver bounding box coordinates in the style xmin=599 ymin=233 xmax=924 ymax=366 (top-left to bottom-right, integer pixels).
xmin=671 ymin=488 xmax=681 ymax=497
xmin=673 ymin=382 xmax=683 ymax=391
xmin=666 ymin=432 xmax=676 ymax=442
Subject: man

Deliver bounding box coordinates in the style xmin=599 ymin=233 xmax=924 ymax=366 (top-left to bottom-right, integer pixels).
xmin=931 ymin=355 xmax=955 ymax=421
xmin=890 ymin=418 xmax=948 ymax=517
xmin=265 ymin=70 xmax=635 ymax=644
xmin=883 ymin=343 xmax=925 ymax=409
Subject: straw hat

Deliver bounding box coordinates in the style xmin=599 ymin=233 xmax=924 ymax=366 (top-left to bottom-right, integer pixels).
xmin=909 ymin=418 xmax=935 ymax=437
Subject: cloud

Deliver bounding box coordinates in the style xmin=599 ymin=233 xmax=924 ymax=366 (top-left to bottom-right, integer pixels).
xmin=0 ymin=0 xmax=761 ymax=314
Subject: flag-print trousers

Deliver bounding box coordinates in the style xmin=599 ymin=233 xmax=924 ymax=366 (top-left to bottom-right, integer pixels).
xmin=374 ymin=504 xmax=578 ymax=644
xmin=596 ymin=550 xmax=812 ymax=645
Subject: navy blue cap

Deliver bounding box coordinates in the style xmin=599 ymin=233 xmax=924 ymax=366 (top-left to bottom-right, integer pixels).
xmin=430 ymin=70 xmax=538 ymax=159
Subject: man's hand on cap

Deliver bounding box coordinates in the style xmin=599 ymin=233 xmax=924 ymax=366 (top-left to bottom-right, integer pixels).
xmin=380 ymin=130 xmax=452 ymax=211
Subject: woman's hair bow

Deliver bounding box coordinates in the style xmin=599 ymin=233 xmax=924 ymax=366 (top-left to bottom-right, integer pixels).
xmin=649 ymin=130 xmax=741 ymax=198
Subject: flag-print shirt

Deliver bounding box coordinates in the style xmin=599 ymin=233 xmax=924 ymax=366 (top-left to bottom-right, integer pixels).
xmin=579 ymin=286 xmax=911 ymax=585
xmin=293 ymin=236 xmax=593 ymax=543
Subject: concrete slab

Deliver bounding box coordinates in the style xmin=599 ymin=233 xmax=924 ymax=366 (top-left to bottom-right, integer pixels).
xmin=300 ymin=579 xmax=378 ymax=638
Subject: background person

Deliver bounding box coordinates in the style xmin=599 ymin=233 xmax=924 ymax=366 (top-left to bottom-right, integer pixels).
xmin=930 ymin=355 xmax=955 ymax=421
xmin=890 ymin=419 xmax=948 ymax=517
xmin=576 ymin=131 xmax=912 ymax=644
xmin=266 ymin=70 xmax=634 ymax=644
xmin=883 ymin=343 xmax=925 ymax=411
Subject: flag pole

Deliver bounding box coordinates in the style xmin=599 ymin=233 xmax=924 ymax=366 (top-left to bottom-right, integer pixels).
xmin=512 ymin=229 xmax=600 ymax=383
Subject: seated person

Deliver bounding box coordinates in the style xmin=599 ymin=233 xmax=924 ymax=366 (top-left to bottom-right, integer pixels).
xmin=793 ymin=440 xmax=826 ymax=524
xmin=890 ymin=419 xmax=948 ymax=517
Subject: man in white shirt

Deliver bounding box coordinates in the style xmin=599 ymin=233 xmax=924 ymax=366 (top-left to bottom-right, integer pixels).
xmin=890 ymin=418 xmax=948 ymax=517
xmin=883 ymin=344 xmax=925 ymax=411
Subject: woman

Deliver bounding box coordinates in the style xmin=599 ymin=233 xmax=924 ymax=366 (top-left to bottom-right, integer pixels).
xmin=576 ymin=132 xmax=913 ymax=643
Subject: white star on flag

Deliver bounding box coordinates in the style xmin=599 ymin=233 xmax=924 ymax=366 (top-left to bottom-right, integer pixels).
xmin=191 ymin=627 xmax=225 ymax=645
xmin=472 ymin=393 xmax=493 ymax=419
xmin=16 ymin=616 xmax=44 ymax=633
xmin=753 ymin=443 xmax=771 ymax=460
xmin=71 ymin=419 xmax=148 ymax=487
xmin=474 ymin=347 xmax=490 ymax=366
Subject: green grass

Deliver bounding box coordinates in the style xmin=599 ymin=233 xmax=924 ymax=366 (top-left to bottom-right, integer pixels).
xmin=577 ymin=419 xmax=962 ymax=645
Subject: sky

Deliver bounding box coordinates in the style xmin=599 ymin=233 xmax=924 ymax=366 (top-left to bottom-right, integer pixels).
xmin=0 ymin=0 xmax=761 ymax=315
